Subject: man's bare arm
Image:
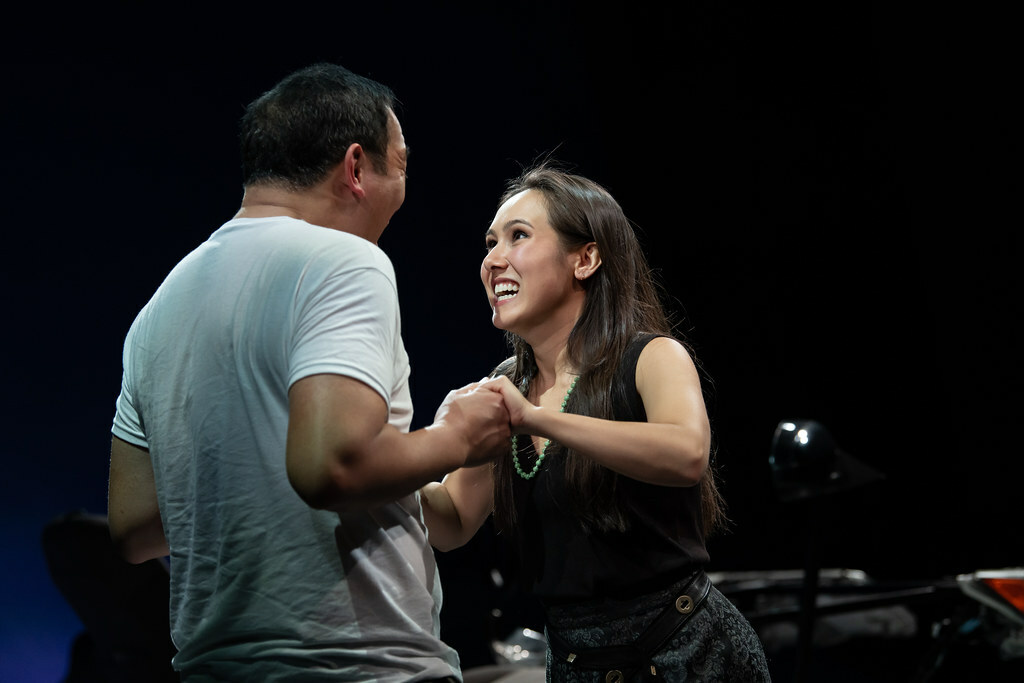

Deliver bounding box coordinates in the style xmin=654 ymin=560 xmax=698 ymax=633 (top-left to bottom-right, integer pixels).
xmin=108 ymin=436 xmax=168 ymax=563
xmin=286 ymin=374 xmax=510 ymax=512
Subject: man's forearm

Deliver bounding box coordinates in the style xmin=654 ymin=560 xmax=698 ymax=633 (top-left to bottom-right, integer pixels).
xmin=286 ymin=421 xmax=467 ymax=513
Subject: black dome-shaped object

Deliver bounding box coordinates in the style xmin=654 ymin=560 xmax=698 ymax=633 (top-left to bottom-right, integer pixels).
xmin=768 ymin=419 xmax=885 ymax=502
xmin=769 ymin=419 xmax=842 ymax=485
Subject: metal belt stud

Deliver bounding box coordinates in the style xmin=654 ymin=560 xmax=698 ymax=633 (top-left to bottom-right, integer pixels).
xmin=675 ymin=594 xmax=694 ymax=614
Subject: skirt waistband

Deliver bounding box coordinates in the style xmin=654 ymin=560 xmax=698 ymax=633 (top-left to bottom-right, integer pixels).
xmin=545 ymin=567 xmax=704 ymax=627
xmin=546 ymin=570 xmax=714 ymax=672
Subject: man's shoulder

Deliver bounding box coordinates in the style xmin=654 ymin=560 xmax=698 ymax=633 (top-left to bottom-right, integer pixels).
xmin=221 ymin=216 xmax=393 ymax=266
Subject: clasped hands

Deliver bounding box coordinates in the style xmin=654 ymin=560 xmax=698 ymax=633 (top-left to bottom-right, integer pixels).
xmin=433 ymin=376 xmax=537 ymax=468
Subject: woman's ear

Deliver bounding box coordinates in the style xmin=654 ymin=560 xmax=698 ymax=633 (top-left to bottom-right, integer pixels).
xmin=574 ymin=242 xmax=602 ymax=281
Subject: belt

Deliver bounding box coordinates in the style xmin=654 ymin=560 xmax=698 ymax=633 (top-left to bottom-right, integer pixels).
xmin=547 ymin=570 xmax=713 ymax=681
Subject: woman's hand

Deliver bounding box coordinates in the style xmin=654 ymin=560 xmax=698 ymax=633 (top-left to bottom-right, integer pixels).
xmin=487 ymin=375 xmax=537 ymax=432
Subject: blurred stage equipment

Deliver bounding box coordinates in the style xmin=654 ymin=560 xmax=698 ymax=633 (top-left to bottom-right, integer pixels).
xmin=41 ymin=511 xmax=177 ymax=682
xmin=769 ymin=419 xmax=885 ymax=682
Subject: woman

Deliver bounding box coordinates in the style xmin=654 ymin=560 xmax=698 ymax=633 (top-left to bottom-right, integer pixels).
xmin=422 ymin=164 xmax=770 ymax=681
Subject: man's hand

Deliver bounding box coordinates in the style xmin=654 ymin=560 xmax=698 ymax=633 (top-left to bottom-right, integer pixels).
xmin=432 ymin=377 xmax=511 ymax=467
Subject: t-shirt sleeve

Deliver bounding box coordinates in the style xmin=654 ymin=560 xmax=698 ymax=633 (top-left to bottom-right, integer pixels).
xmin=111 ymin=326 xmax=150 ymax=448
xmin=287 ymin=263 xmax=401 ymax=411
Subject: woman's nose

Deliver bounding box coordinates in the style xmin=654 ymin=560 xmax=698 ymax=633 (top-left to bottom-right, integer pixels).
xmin=482 ymin=245 xmax=505 ymax=271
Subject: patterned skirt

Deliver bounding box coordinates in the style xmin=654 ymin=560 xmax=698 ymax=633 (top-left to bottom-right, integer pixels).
xmin=543 ymin=572 xmax=771 ymax=682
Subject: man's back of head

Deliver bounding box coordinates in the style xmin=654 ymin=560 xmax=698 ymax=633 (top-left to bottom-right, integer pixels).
xmin=239 ymin=63 xmax=397 ymax=192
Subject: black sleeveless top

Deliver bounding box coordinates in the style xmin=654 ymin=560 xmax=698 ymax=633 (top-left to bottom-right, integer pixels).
xmin=510 ymin=333 xmax=710 ymax=603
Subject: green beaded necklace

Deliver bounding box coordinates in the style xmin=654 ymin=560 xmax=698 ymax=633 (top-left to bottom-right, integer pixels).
xmin=512 ymin=375 xmax=579 ymax=480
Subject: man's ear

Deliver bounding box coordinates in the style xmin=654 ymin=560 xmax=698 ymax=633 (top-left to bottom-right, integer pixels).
xmin=573 ymin=242 xmax=602 ymax=281
xmin=339 ymin=143 xmax=366 ymax=199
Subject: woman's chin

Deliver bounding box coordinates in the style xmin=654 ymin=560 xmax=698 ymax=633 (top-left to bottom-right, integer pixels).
xmin=490 ymin=312 xmax=515 ymax=333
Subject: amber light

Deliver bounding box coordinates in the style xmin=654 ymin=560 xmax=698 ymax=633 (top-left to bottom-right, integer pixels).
xmin=983 ymin=578 xmax=1024 ymax=613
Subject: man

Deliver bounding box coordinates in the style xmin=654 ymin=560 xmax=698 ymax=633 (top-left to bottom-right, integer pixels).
xmin=107 ymin=63 xmax=510 ymax=681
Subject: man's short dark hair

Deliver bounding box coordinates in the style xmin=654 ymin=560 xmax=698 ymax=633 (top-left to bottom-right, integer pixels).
xmin=239 ymin=63 xmax=397 ymax=190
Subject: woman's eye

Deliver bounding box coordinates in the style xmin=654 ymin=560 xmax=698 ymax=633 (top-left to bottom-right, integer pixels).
xmin=512 ymin=230 xmax=528 ymax=240
xmin=484 ymin=240 xmax=496 ymax=251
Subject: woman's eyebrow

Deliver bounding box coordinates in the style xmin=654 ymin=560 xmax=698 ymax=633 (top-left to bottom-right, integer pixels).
xmin=485 ymin=219 xmax=534 ymax=239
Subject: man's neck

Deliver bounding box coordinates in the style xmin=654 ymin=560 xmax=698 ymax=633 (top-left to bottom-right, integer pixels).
xmin=235 ymin=182 xmax=375 ymax=242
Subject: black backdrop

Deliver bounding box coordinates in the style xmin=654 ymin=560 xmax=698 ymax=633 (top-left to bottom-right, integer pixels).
xmin=1 ymin=3 xmax=1017 ymax=680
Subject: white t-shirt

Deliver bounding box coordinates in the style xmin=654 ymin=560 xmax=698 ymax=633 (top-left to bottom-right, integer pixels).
xmin=112 ymin=217 xmax=460 ymax=681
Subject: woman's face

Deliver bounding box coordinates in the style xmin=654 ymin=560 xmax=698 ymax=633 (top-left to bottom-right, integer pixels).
xmin=481 ymin=189 xmax=583 ymax=337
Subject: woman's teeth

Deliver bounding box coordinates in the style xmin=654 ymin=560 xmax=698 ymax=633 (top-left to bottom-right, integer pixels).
xmin=495 ymin=282 xmax=519 ymax=301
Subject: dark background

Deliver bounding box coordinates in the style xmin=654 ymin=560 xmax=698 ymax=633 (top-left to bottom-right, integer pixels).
xmin=1 ymin=3 xmax=1017 ymax=680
